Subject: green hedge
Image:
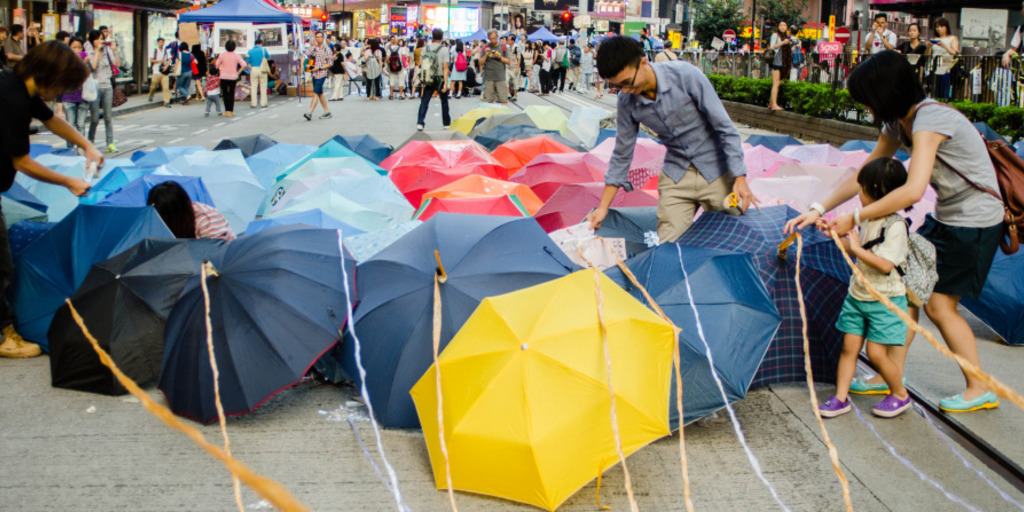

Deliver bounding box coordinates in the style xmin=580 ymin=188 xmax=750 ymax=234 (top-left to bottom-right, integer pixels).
xmin=708 ymin=74 xmax=1024 ymax=143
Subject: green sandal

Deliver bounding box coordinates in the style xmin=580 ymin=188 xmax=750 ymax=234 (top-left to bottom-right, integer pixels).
xmin=939 ymin=391 xmax=999 ymax=413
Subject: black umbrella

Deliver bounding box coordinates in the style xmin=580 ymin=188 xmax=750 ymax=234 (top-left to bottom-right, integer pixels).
xmin=213 ymin=134 xmax=279 ymax=158
xmin=48 ymin=238 xmax=225 ymax=395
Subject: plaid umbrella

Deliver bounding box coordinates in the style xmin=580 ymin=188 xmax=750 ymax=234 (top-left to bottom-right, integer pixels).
xmin=677 ymin=206 xmax=849 ymax=386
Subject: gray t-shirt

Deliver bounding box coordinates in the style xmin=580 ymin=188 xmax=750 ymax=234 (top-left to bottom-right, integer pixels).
xmin=482 ymin=42 xmax=509 ymax=82
xmin=91 ymin=47 xmax=114 ymax=88
xmin=422 ymin=42 xmax=449 ymax=80
xmin=881 ymin=99 xmax=1004 ymax=228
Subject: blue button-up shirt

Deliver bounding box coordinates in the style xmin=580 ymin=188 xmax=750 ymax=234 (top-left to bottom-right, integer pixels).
xmin=607 ymin=61 xmax=747 ymax=191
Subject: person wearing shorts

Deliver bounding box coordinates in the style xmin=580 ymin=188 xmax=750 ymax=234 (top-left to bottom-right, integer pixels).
xmin=480 ymin=29 xmax=510 ymax=106
xmin=303 ymin=31 xmax=332 ymax=121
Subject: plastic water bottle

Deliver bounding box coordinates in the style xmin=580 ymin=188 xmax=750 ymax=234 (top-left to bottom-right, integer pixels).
xmin=85 ymin=161 xmax=99 ymax=180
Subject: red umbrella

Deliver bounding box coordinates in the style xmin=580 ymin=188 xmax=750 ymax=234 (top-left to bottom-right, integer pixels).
xmin=413 ymin=195 xmax=529 ymax=221
xmin=387 ymin=141 xmax=508 ymax=207
xmin=585 ymin=137 xmax=666 ymax=190
xmin=492 ymin=135 xmax=578 ymax=178
xmin=509 ymin=153 xmax=606 ymax=202
xmin=534 ymin=182 xmax=658 ymax=233
xmin=382 ymin=140 xmax=500 ymax=173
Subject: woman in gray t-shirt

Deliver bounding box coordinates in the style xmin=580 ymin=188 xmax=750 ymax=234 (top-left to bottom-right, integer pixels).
xmin=785 ymin=51 xmax=1004 ymax=414
xmin=87 ymin=30 xmax=120 ymax=152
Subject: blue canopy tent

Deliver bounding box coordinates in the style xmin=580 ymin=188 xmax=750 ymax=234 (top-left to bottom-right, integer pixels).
xmin=178 ymin=0 xmax=300 ymax=23
xmin=527 ymin=27 xmax=559 ymax=43
xmin=460 ymin=29 xmax=489 ymax=42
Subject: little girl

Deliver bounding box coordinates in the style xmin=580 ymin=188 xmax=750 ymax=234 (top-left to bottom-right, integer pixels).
xmin=819 ymin=157 xmax=912 ymax=419
xmin=204 ymin=65 xmax=223 ymax=117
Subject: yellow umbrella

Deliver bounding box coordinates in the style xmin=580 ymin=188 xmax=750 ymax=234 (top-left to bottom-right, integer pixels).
xmin=449 ymin=106 xmax=515 ymax=135
xmin=524 ymin=105 xmax=570 ymax=136
xmin=410 ymin=270 xmax=675 ymax=511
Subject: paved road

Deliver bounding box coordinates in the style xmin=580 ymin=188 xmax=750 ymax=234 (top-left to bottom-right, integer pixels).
xmin=7 ymin=87 xmax=1024 ymax=511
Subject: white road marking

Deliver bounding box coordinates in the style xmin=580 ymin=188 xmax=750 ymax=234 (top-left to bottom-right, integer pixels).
xmin=167 ymin=137 xmax=184 ymax=144
xmin=214 ymin=122 xmax=226 ymax=127
xmin=194 ymin=129 xmax=208 ymax=135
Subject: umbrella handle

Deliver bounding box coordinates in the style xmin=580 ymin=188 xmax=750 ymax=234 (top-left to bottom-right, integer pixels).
xmin=433 ymin=250 xmax=448 ymax=284
xmin=777 ymin=232 xmax=799 ymax=260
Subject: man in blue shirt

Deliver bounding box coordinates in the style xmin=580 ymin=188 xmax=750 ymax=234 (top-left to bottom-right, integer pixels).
xmin=247 ymin=37 xmax=271 ymax=109
xmin=587 ymin=36 xmax=757 ymax=243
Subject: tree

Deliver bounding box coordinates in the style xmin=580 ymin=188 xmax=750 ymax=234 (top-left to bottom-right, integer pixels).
xmin=758 ymin=0 xmax=807 ymax=30
xmin=692 ymin=0 xmax=744 ymax=48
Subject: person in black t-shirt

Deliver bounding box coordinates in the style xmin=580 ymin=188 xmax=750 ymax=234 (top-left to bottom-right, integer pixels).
xmin=0 ymin=41 xmax=98 ymax=358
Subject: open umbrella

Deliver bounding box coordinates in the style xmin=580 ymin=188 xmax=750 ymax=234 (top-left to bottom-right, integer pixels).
xmin=838 ymin=150 xmax=871 ymax=170
xmin=779 ymin=143 xmax=845 ymax=166
xmin=567 ymin=106 xmax=614 ymax=149
xmin=524 ymin=105 xmax=569 ymax=136
xmin=492 ymin=135 xmax=578 ymax=177
xmin=387 ymin=141 xmax=508 ymax=207
xmin=343 ymin=220 xmax=422 ymax=263
xmin=466 ymin=112 xmax=536 ymax=139
xmin=423 ymin=174 xmax=544 ymax=215
xmin=748 ymin=163 xmax=858 ymax=212
xmin=594 ymin=128 xmax=658 ymax=148
xmin=3 ymin=182 xmax=47 ymax=213
xmin=330 ymin=134 xmax=395 ymax=165
xmin=213 ymin=134 xmax=278 ymax=158
xmin=79 ymin=165 xmax=165 ymax=205
xmin=8 ymin=220 xmax=54 ymax=258
xmin=395 ymin=130 xmax=469 ymax=152
xmin=157 ymin=151 xmax=265 ymax=233
xmin=246 ymin=209 xmax=364 ymax=237
xmin=1 ymin=196 xmax=46 ymax=225
xmin=274 ymin=140 xmax=362 ymax=182
xmin=268 ymin=189 xmax=408 ymax=233
xmin=595 ymin=206 xmax=658 ymax=258
xmin=382 ymin=140 xmax=495 ymax=173
xmin=607 ymin=244 xmax=780 ymax=428
xmin=339 ymin=214 xmax=575 ymax=428
xmin=160 ymin=225 xmax=353 ymax=423
xmin=677 ymin=206 xmax=849 ymax=386
xmin=413 ymin=195 xmax=528 ymax=220
xmin=29 ymin=143 xmax=53 ymax=158
xmin=534 ymin=183 xmax=658 ymax=233
xmin=962 ymin=251 xmax=1024 ymax=346
xmin=973 ymin=122 xmax=1009 ymax=145
xmin=97 ymin=175 xmax=216 ymax=208
xmin=743 ymin=145 xmax=796 ymax=178
xmin=586 ymin=137 xmax=667 ymax=190
xmin=509 ymin=152 xmax=606 ymax=202
xmin=17 ymin=154 xmax=128 ymax=223
xmin=245 ymin=143 xmax=317 ymax=189
xmin=270 ymin=175 xmax=413 ymax=224
xmin=48 ymin=238 xmax=225 ymax=395
xmin=745 ymin=134 xmax=802 ymax=152
xmin=131 ymin=146 xmax=205 ymax=166
xmin=410 ymin=270 xmax=674 ymax=511
xmin=10 ymin=205 xmax=174 ymax=349
xmin=450 ymin=106 xmax=515 ymax=135
xmin=262 ymin=156 xmax=385 ymax=214
xmin=473 ymin=125 xmax=579 ymax=152
xmin=839 ymin=140 xmax=910 ymax=161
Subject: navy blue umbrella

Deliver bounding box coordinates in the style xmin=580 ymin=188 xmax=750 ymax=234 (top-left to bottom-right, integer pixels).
xmin=838 ymin=139 xmax=910 ymax=161
xmin=213 ymin=134 xmax=279 ymax=158
xmin=677 ymin=206 xmax=849 ymax=387
xmin=607 ymin=244 xmax=780 ymax=428
xmin=972 ymin=122 xmax=1009 ymax=145
xmin=474 ymin=125 xmax=582 ymax=152
xmin=595 ymin=206 xmax=658 ymax=258
xmin=160 ymin=225 xmax=354 ymax=423
xmin=962 ymin=251 xmax=1024 ymax=346
xmin=97 ymin=175 xmax=216 ymax=208
xmin=745 ymin=134 xmax=802 ymax=153
xmin=330 ymin=134 xmax=395 ymax=166
xmin=339 ymin=213 xmax=576 ymax=428
xmin=48 ymin=238 xmax=225 ymax=395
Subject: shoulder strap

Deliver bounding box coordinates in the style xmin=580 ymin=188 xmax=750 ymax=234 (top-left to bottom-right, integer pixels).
xmin=908 ymin=102 xmax=1003 ymax=202
xmin=860 ymin=215 xmax=905 ymax=251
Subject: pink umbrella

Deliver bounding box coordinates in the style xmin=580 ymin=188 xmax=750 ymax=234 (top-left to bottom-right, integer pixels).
xmin=533 ymin=182 xmax=658 ymax=233
xmin=838 ymin=150 xmax=871 ymax=170
xmin=748 ymin=163 xmax=858 ymax=214
xmin=744 ymin=146 xmax=796 ymax=179
xmin=509 ymin=153 xmax=607 ymax=202
xmin=780 ymin=143 xmax=846 ymax=166
xmin=585 ymin=137 xmax=667 ymax=190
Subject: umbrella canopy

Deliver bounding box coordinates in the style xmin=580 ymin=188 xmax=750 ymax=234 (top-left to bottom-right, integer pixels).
xmin=677 ymin=206 xmax=849 ymax=386
xmin=396 ymin=130 xmax=469 ymax=152
xmin=3 ymin=182 xmax=47 ymax=213
xmin=160 ymin=225 xmax=352 ymax=423
xmin=595 ymin=206 xmax=658 ymax=258
xmin=1 ymin=197 xmax=46 ymax=225
xmin=780 ymin=143 xmax=846 ymax=166
xmin=157 ymin=151 xmax=265 ymax=233
xmin=245 ymin=143 xmax=317 ymax=189
xmin=10 ymin=205 xmax=174 ymax=349
xmin=97 ymin=175 xmax=216 ymax=208
xmin=586 ymin=137 xmax=667 ymax=190
xmin=246 ymin=209 xmax=364 ymax=237
xmin=423 ymin=174 xmax=544 ymax=215
xmin=509 ymin=153 xmax=606 ymax=202
xmin=473 ymin=125 xmax=577 ymax=152
xmin=523 ymin=105 xmax=569 ymax=135
xmin=743 ymin=145 xmax=796 ymax=178
xmin=450 ymin=106 xmax=516 ymax=135
xmin=29 ymin=143 xmax=53 ymax=158
xmin=131 ymin=146 xmax=205 ymax=166
xmin=343 ymin=220 xmax=421 ymax=263
xmin=459 ymin=28 xmax=489 ymax=42
xmin=18 ymin=154 xmax=130 ymax=223
xmin=535 ymin=183 xmax=659 ymax=233
xmin=492 ymin=136 xmax=578 ymax=177
xmin=607 ymin=244 xmax=780 ymax=428
xmin=838 ymin=150 xmax=871 ymax=170
xmin=838 ymin=140 xmax=910 ymax=161
xmin=413 ymin=195 xmax=528 ymax=220
xmin=48 ymin=238 xmax=225 ymax=395
xmin=382 ymin=139 xmax=494 ymax=172
xmin=213 ymin=134 xmax=278 ymax=158
xmin=973 ymin=122 xmax=1009 ymax=144
xmin=387 ymin=141 xmax=508 ymax=207
xmin=526 ymin=26 xmax=559 ymax=43
xmin=79 ymin=165 xmax=165 ymax=205
xmin=270 ymin=174 xmax=413 ymax=221
xmin=962 ymin=251 xmax=1024 ymax=346
xmin=8 ymin=220 xmax=54 ymax=259
xmin=594 ymin=128 xmax=658 ymax=148
xmin=268 ymin=186 xmax=412 ymax=233
xmin=340 ymin=214 xmax=575 ymax=428
xmin=330 ymin=134 xmax=395 ymax=165
xmin=748 ymin=163 xmax=858 ymax=210
xmin=410 ymin=269 xmax=674 ymax=511
xmin=262 ymin=156 xmax=385 ymax=214
xmin=467 ymin=112 xmax=537 ymax=139
xmin=567 ymin=106 xmax=614 ymax=149
xmin=274 ymin=140 xmax=362 ymax=182
xmin=745 ymin=134 xmax=802 ymax=152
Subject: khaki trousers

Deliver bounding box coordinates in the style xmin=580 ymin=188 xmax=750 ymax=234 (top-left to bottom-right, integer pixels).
xmin=148 ymin=72 xmax=170 ymax=104
xmin=657 ymin=166 xmax=734 ymax=243
xmin=250 ymin=67 xmax=268 ymax=107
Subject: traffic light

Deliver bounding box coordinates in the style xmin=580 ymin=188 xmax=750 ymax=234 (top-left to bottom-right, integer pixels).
xmin=560 ymin=11 xmax=573 ymax=32
xmin=320 ymin=12 xmax=328 ymax=22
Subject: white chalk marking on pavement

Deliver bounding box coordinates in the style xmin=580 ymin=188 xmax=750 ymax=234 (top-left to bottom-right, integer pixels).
xmin=167 ymin=137 xmax=184 ymax=144
xmin=194 ymin=129 xmax=209 ymax=135
xmin=214 ymin=122 xmax=226 ymax=127
xmin=268 ymin=115 xmax=278 ymax=119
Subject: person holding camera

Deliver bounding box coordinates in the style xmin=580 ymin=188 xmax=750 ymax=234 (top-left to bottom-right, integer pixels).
xmin=865 ymin=13 xmax=897 ymax=55
xmin=148 ymin=37 xmax=173 ymax=107
xmin=480 ymin=29 xmax=510 ymax=106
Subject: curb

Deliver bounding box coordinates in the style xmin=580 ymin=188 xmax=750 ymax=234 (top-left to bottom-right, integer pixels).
xmin=112 ymin=99 xmax=167 ymax=118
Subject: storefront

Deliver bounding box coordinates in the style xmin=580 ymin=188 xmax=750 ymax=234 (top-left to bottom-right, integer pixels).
xmin=421 ymin=4 xmax=482 ymax=39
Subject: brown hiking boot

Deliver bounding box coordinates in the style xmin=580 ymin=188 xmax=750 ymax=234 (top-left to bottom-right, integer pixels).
xmin=0 ymin=325 xmax=41 ymax=358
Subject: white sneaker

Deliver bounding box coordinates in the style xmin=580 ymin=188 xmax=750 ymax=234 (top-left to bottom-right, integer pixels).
xmin=417 ymin=124 xmax=425 ymax=131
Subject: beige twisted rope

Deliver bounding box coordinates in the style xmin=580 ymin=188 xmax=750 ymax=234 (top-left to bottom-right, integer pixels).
xmin=431 ymin=250 xmax=459 ymax=512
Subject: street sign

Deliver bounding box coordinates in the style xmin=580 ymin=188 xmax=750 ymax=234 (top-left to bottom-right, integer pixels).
xmin=828 ymin=15 xmax=836 ymax=42
xmin=835 ymin=27 xmax=851 ymax=44
xmin=723 ymin=29 xmax=736 ymax=42
xmin=818 ymin=41 xmax=842 ymax=54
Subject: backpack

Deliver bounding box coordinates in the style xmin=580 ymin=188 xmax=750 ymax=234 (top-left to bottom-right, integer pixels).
xmin=570 ymin=46 xmax=581 ymax=66
xmin=455 ymin=52 xmax=467 ymax=72
xmin=388 ymin=50 xmax=402 ymax=73
xmin=417 ymin=44 xmax=443 ymax=87
xmin=792 ymin=42 xmax=804 ymax=66
xmin=861 ymin=215 xmax=938 ymax=308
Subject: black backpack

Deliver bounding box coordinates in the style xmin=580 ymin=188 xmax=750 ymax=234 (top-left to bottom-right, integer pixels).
xmin=388 ymin=51 xmax=402 ymax=73
xmin=570 ymin=46 xmax=581 ymax=66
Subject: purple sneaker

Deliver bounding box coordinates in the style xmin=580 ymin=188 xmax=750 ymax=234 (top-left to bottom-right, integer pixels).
xmin=872 ymin=394 xmax=912 ymax=418
xmin=818 ymin=396 xmax=851 ymax=418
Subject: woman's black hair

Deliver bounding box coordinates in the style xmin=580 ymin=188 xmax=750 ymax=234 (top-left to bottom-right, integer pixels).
xmin=225 ymin=40 xmax=236 ymax=52
xmin=147 ymin=181 xmax=197 ymax=239
xmin=858 ymin=157 xmax=910 ymax=209
xmin=179 ymin=41 xmax=189 ymax=52
xmin=456 ymin=40 xmax=464 ymax=53
xmin=596 ymin=36 xmax=643 ymax=79
xmin=14 ymin=40 xmax=89 ymax=95
xmin=934 ymin=18 xmax=951 ymax=37
xmin=847 ymin=50 xmax=925 ymax=125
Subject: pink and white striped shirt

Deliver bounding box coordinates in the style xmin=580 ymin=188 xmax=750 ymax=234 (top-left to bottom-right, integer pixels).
xmin=193 ymin=203 xmax=235 ymax=241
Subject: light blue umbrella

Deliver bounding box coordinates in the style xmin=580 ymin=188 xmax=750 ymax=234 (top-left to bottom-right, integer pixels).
xmin=275 ymin=139 xmax=362 ymax=182
xmin=157 ymin=150 xmax=264 ymax=233
xmin=246 ymin=208 xmax=365 ymax=237
xmin=98 ymin=175 xmax=216 ymax=208
xmin=245 ymin=143 xmax=317 ymax=189
xmin=3 ymin=182 xmax=47 ymax=213
xmin=269 ymin=175 xmax=413 ymax=231
xmin=16 ymin=155 xmax=133 ymax=222
xmin=567 ymin=106 xmax=614 ymax=149
xmin=1 ymin=197 xmax=47 ymax=224
xmin=262 ymin=156 xmax=383 ymax=215
xmin=79 ymin=165 xmax=167 ymax=205
xmin=10 ymin=204 xmax=174 ymax=349
xmin=343 ymin=220 xmax=421 ymax=263
xmin=131 ymin=146 xmax=205 ymax=166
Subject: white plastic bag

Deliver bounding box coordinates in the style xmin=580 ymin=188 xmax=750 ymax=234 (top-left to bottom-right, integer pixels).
xmin=81 ymin=76 xmax=98 ymax=102
xmin=548 ymin=223 xmax=627 ymax=271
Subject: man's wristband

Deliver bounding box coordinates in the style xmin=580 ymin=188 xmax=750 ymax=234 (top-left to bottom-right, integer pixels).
xmin=808 ymin=202 xmax=826 ymax=216
xmin=854 ymin=208 xmax=862 ymax=225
